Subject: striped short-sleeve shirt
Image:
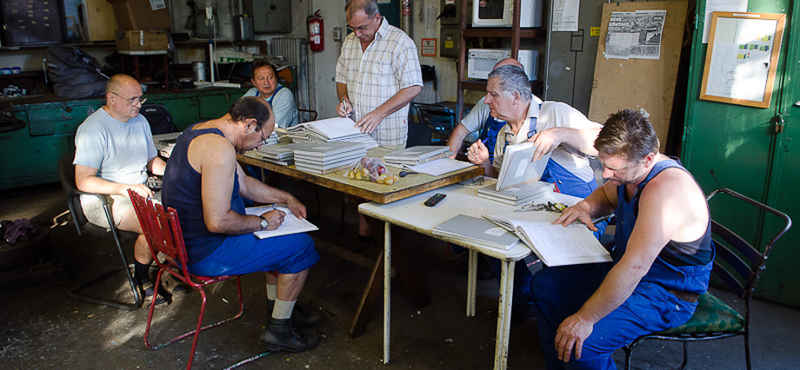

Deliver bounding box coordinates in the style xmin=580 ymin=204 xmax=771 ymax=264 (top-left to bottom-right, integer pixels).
xmin=335 ymin=18 xmax=423 ymax=146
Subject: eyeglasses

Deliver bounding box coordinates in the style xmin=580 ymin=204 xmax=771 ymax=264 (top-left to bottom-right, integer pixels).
xmin=460 ymin=176 xmax=485 ymax=187
xmin=110 ymin=92 xmax=147 ymax=105
xmin=346 ymin=16 xmax=376 ymax=33
xmin=256 ymin=124 xmax=269 ymax=146
xmin=515 ymin=201 xmax=567 ymax=213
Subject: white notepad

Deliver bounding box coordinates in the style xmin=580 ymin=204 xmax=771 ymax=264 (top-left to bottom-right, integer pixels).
xmin=483 ymin=211 xmax=611 ymax=266
xmin=496 ymin=142 xmax=551 ymax=191
xmin=245 ymin=205 xmax=318 ymax=239
xmin=433 ymin=214 xmax=520 ymax=250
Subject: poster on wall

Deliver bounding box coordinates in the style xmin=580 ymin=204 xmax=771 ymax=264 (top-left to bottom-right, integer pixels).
xmin=700 ymin=12 xmax=785 ymax=108
xmin=702 ymin=0 xmax=747 ymax=43
xmin=421 ymin=39 xmax=437 ymax=56
xmin=552 ymin=0 xmax=580 ymax=31
xmin=604 ymin=10 xmax=666 ymax=60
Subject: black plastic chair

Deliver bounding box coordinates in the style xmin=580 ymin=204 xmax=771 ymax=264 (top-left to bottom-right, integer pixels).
xmin=58 ymin=153 xmax=142 ymax=311
xmin=297 ymin=109 xmax=318 ymax=123
xmin=623 ymin=188 xmax=792 ymax=370
xmin=407 ymin=121 xmax=433 ymax=148
xmin=140 ymin=103 xmax=179 ymax=135
xmin=411 ymin=102 xmax=455 ymax=145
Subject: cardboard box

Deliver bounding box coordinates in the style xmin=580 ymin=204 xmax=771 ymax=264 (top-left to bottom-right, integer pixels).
xmin=116 ymin=30 xmax=169 ymax=51
xmin=107 ymin=0 xmax=171 ymax=30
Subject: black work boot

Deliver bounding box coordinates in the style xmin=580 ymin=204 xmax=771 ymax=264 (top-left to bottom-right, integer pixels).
xmin=266 ymin=300 xmax=325 ymax=328
xmin=259 ymin=317 xmax=320 ymax=353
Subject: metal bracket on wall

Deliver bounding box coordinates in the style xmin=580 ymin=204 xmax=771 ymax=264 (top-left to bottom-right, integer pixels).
xmin=571 ymin=30 xmax=584 ymax=53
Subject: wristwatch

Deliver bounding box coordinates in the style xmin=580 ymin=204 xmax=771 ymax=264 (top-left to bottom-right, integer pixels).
xmin=259 ymin=215 xmax=269 ymax=230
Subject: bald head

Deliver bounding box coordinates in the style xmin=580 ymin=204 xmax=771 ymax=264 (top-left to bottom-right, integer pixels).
xmin=104 ymin=74 xmax=143 ymax=122
xmin=494 ymin=58 xmax=523 ymax=70
xmin=106 ymin=74 xmax=138 ymax=94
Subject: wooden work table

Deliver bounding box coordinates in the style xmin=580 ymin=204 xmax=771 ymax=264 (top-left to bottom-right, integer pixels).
xmin=238 ymin=145 xmax=485 ymax=338
xmin=238 ymin=147 xmax=484 ymax=204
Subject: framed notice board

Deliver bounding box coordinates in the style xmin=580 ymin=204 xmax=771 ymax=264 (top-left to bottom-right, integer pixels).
xmin=700 ymin=12 xmax=786 ymax=108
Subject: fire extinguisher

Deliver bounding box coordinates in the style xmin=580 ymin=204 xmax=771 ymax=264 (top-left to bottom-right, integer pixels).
xmin=308 ymin=10 xmax=324 ymax=52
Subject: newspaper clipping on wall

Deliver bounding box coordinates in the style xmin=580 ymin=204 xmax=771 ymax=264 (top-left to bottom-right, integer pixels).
xmin=604 ymin=10 xmax=667 ymax=60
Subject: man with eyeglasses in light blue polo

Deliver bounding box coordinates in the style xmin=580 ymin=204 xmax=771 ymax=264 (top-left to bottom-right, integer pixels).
xmin=73 ymin=73 xmax=170 ymax=307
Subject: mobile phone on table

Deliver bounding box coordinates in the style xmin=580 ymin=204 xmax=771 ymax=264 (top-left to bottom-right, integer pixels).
xmin=424 ymin=193 xmax=446 ymax=207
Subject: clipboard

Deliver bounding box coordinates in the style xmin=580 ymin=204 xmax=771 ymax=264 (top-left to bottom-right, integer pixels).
xmin=700 ymin=12 xmax=786 ymax=108
xmin=495 ymin=142 xmax=551 ymax=191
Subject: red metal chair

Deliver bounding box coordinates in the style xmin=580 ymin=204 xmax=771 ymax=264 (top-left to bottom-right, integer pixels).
xmin=128 ymin=189 xmax=270 ymax=369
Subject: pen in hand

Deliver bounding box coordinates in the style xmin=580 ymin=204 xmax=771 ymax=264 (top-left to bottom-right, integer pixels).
xmin=342 ymin=98 xmax=354 ymax=120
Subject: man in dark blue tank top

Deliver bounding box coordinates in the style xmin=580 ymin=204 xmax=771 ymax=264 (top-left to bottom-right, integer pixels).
xmin=161 ymin=97 xmax=321 ymax=353
xmin=530 ymin=109 xmax=714 ymax=369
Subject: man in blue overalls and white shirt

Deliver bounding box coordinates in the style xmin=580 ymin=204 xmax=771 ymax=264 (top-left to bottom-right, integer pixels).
xmin=466 ymin=64 xmax=606 ymax=323
xmin=533 ymin=109 xmax=714 ymax=369
xmin=243 ymin=60 xmax=299 ymax=129
xmin=446 ymin=58 xmax=526 ymax=164
xmin=466 ymin=65 xmax=603 ymax=199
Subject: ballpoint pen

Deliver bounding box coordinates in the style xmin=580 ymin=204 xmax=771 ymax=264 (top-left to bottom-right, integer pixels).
xmin=342 ymin=98 xmax=354 ymax=120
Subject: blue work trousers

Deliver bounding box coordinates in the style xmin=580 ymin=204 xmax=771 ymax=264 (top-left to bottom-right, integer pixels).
xmin=530 ymin=263 xmax=696 ymax=370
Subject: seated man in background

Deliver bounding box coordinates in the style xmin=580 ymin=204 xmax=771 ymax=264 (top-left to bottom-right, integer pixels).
xmin=446 ymin=58 xmax=524 ymax=163
xmin=532 ymin=109 xmax=714 ymax=369
xmin=244 ymin=60 xmax=299 ymax=128
xmin=161 ymin=97 xmax=321 ymax=353
xmin=466 ymin=65 xmax=605 ymax=324
xmin=73 ymin=73 xmax=170 ymax=306
xmin=466 ymin=65 xmax=602 ymax=198
xmin=445 ymin=57 xmax=526 ymax=280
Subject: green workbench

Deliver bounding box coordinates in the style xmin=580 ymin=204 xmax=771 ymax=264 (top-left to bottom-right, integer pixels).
xmin=0 ymin=87 xmax=247 ymax=190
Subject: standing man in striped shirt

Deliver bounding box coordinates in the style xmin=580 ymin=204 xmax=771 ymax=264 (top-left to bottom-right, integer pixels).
xmin=336 ymin=0 xmax=423 ymax=149
xmin=336 ymin=0 xmax=423 ymax=250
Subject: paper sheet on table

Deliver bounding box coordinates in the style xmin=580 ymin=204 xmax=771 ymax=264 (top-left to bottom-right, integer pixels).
xmin=245 ymin=205 xmax=318 ymax=239
xmin=403 ymin=158 xmax=474 ymax=177
xmin=304 ymin=117 xmax=361 ymax=139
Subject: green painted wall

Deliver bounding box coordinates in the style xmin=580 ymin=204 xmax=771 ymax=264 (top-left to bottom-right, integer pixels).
xmin=0 ymin=88 xmax=247 ymax=189
xmin=682 ymin=0 xmax=799 ymax=306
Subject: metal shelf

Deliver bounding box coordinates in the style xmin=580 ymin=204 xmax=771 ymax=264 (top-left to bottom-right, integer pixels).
xmin=456 ymin=0 xmax=546 ymax=119
xmin=0 ymin=39 xmax=265 ymax=52
xmin=462 ymin=28 xmax=545 ymax=39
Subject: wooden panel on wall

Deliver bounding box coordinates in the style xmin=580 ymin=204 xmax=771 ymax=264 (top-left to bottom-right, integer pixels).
xmin=588 ymin=1 xmax=688 ymax=152
xmin=83 ymin=0 xmax=119 ymax=41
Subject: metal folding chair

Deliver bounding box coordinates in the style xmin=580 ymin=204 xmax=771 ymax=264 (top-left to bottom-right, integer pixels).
xmin=128 ymin=190 xmax=270 ymax=369
xmin=58 ymin=153 xmax=142 ymax=311
xmin=623 ymin=188 xmax=792 ymax=370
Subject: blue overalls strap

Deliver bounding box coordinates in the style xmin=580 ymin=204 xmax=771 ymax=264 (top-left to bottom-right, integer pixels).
xmin=502 ymin=116 xmax=538 ymax=153
xmin=254 ymin=85 xmax=284 ymax=107
xmin=479 ymin=116 xmax=507 ymax=163
xmin=267 ymin=85 xmax=283 ymax=106
xmin=612 ymin=157 xmax=714 ymax=294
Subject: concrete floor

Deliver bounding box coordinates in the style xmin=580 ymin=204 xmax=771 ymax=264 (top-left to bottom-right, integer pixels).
xmin=1 ymin=178 xmax=799 ymax=370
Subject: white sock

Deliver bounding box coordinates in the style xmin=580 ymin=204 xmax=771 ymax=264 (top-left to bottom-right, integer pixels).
xmin=271 ymin=298 xmax=296 ymax=320
xmin=266 ymin=284 xmax=277 ymax=301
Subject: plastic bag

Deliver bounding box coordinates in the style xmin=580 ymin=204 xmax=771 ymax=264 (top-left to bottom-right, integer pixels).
xmin=344 ymin=157 xmax=400 ymax=185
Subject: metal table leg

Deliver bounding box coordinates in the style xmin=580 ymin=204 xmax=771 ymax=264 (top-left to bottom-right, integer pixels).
xmin=383 ymin=221 xmax=392 ymax=364
xmin=467 ymin=249 xmax=478 ymax=317
xmin=494 ymin=260 xmax=515 ymax=370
